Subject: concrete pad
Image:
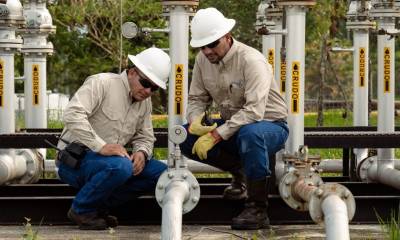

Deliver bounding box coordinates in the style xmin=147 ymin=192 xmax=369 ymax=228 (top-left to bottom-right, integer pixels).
xmin=0 ymin=224 xmax=384 ymax=240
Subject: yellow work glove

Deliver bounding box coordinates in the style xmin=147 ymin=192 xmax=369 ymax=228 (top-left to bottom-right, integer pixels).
xmin=192 ymin=132 xmax=217 ymax=160
xmin=188 ymin=113 xmax=217 ymax=136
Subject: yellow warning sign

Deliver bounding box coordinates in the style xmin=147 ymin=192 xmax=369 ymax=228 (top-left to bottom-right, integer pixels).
xmin=383 ymin=47 xmax=390 ymax=93
xmin=32 ymin=64 xmax=40 ymax=105
xmin=291 ymin=61 xmax=300 ymax=114
xmin=174 ymin=64 xmax=183 ymax=115
xmin=0 ymin=59 xmax=4 ymax=107
xmin=280 ymin=60 xmax=286 ymax=94
xmin=267 ymin=49 xmax=274 ymax=73
xmin=359 ymin=48 xmax=365 ymax=87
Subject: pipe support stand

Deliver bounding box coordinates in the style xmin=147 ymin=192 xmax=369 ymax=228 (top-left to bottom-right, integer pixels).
xmin=308 ymin=183 xmax=356 ymax=224
xmin=156 ymin=168 xmax=200 ymax=214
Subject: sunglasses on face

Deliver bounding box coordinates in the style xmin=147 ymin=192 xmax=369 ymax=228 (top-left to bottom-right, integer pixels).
xmin=200 ymin=39 xmax=220 ymax=50
xmin=138 ymin=77 xmax=159 ymax=92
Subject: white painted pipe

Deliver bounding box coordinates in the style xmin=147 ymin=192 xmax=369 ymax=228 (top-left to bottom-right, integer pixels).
xmin=322 ymin=194 xmax=350 ymax=240
xmin=274 ymin=17 xmax=284 ymax=94
xmin=0 ymin=53 xmax=16 ymax=134
xmin=376 ymin=20 xmax=395 ymax=161
xmin=24 ymin=57 xmax=47 ymax=129
xmin=167 ymin=5 xmax=190 ymax=154
xmin=377 ymin=160 xmax=400 ymax=190
xmin=161 ymin=180 xmax=189 ymax=240
xmin=352 ymin=30 xmax=369 ymax=164
xmin=284 ymin=6 xmax=306 ymax=153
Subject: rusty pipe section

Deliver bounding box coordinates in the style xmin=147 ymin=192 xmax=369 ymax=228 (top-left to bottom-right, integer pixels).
xmin=279 ymin=146 xmax=356 ymax=240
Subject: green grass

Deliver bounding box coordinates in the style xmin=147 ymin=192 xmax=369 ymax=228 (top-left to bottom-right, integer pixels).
xmin=376 ymin=210 xmax=400 ymax=240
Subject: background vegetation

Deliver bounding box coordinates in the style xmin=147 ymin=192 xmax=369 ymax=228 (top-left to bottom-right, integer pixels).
xmin=13 ymin=0 xmax=400 ymax=124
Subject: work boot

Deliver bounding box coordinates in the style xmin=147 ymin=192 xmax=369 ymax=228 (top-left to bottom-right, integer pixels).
xmin=211 ymin=151 xmax=247 ymax=200
xmin=98 ymin=210 xmax=119 ymax=228
xmin=231 ymin=178 xmax=270 ymax=230
xmin=67 ymin=208 xmax=108 ymax=230
xmin=223 ymin=169 xmax=247 ymax=200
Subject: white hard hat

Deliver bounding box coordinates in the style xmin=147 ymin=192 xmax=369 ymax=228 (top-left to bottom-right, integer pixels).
xmin=128 ymin=48 xmax=171 ymax=89
xmin=190 ymin=8 xmax=236 ymax=48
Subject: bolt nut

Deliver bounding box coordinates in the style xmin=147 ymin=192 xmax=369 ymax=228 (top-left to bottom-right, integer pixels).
xmin=192 ymin=184 xmax=199 ymax=189
xmin=316 ymin=189 xmax=324 ymax=197
xmin=168 ymin=173 xmax=174 ymax=179
xmin=192 ymin=197 xmax=199 ymax=203
xmin=157 ymin=184 xmax=164 ymax=190
xmin=369 ymin=158 xmax=374 ymax=163
xmin=285 ymin=179 xmax=290 ymax=185
xmin=182 ymin=173 xmax=187 ymax=179
xmin=343 ymin=190 xmax=351 ymax=199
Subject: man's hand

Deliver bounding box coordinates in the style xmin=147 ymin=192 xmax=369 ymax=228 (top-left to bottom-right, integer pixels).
xmin=189 ymin=112 xmax=217 ymax=136
xmin=192 ymin=130 xmax=221 ymax=160
xmin=130 ymin=151 xmax=146 ymax=176
xmin=99 ymin=143 xmax=130 ymax=158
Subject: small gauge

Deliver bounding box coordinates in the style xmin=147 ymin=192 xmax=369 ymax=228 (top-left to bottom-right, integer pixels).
xmin=121 ymin=22 xmax=138 ymax=39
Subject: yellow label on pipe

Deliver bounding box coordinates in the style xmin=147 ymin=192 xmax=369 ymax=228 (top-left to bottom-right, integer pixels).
xmin=280 ymin=61 xmax=286 ymax=94
xmin=267 ymin=49 xmax=274 ymax=73
xmin=32 ymin=64 xmax=40 ymax=105
xmin=383 ymin=47 xmax=390 ymax=93
xmin=291 ymin=61 xmax=300 ymax=114
xmin=0 ymin=59 xmax=4 ymax=107
xmin=174 ymin=64 xmax=183 ymax=115
xmin=359 ymin=48 xmax=365 ymax=87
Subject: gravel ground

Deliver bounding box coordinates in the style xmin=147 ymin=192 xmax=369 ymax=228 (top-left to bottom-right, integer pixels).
xmin=0 ymin=224 xmax=384 ymax=240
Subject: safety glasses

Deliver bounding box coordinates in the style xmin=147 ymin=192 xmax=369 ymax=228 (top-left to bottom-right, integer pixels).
xmin=136 ymin=69 xmax=159 ymax=92
xmin=200 ymin=39 xmax=220 ymax=50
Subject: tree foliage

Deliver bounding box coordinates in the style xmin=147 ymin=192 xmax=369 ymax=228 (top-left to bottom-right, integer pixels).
xmin=34 ymin=0 xmax=398 ymax=115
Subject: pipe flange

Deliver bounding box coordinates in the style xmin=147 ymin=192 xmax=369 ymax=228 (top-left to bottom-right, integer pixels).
xmin=15 ymin=149 xmax=43 ymax=184
xmin=155 ymin=168 xmax=200 ymax=214
xmin=279 ymin=171 xmax=322 ymax=211
xmin=309 ymin=183 xmax=356 ymax=224
xmin=357 ymin=155 xmax=377 ymax=182
xmin=161 ymin=0 xmax=199 ymax=15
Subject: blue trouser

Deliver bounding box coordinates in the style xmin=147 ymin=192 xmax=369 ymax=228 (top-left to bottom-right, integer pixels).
xmin=180 ymin=120 xmax=289 ymax=181
xmin=57 ymin=151 xmax=167 ymax=214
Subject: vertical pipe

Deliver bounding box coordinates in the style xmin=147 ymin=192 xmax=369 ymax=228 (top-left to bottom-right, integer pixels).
xmin=376 ymin=20 xmax=395 ymax=161
xmin=274 ymin=17 xmax=283 ymax=90
xmin=167 ymin=5 xmax=189 ymax=154
xmin=24 ymin=57 xmax=47 ymax=129
xmin=321 ymin=195 xmax=350 ymax=240
xmin=0 ymin=53 xmax=16 ymax=134
xmin=353 ymin=30 xmax=369 ymax=162
xmin=263 ymin=34 xmax=276 ymax=76
xmin=284 ymin=6 xmax=306 ymax=153
xmin=161 ymin=181 xmax=189 ymax=240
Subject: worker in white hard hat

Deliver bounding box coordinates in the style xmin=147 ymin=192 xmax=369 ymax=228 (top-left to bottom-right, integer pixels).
xmin=180 ymin=8 xmax=289 ymax=230
xmin=56 ymin=47 xmax=170 ymax=230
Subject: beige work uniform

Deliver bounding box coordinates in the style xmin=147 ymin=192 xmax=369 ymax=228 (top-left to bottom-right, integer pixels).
xmin=187 ymin=39 xmax=288 ymax=140
xmin=57 ymin=71 xmax=155 ymax=159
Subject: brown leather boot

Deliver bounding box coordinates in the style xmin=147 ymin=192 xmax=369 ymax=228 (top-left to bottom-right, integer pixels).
xmin=67 ymin=208 xmax=108 ymax=230
xmin=231 ymin=178 xmax=270 ymax=230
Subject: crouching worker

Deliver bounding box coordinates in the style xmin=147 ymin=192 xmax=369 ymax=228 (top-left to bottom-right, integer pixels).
xmin=56 ymin=48 xmax=170 ymax=230
xmin=179 ymin=8 xmax=289 ymax=230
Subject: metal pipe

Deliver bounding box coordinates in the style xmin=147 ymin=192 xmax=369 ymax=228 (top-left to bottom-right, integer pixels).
xmin=279 ymin=3 xmax=309 ymax=154
xmin=370 ymin=2 xmax=398 ymax=161
xmin=21 ymin=0 xmax=56 ymax=160
xmin=322 ymin=194 xmax=350 ymax=240
xmin=161 ymin=180 xmax=189 ymax=240
xmin=162 ymin=1 xmax=198 ymax=155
